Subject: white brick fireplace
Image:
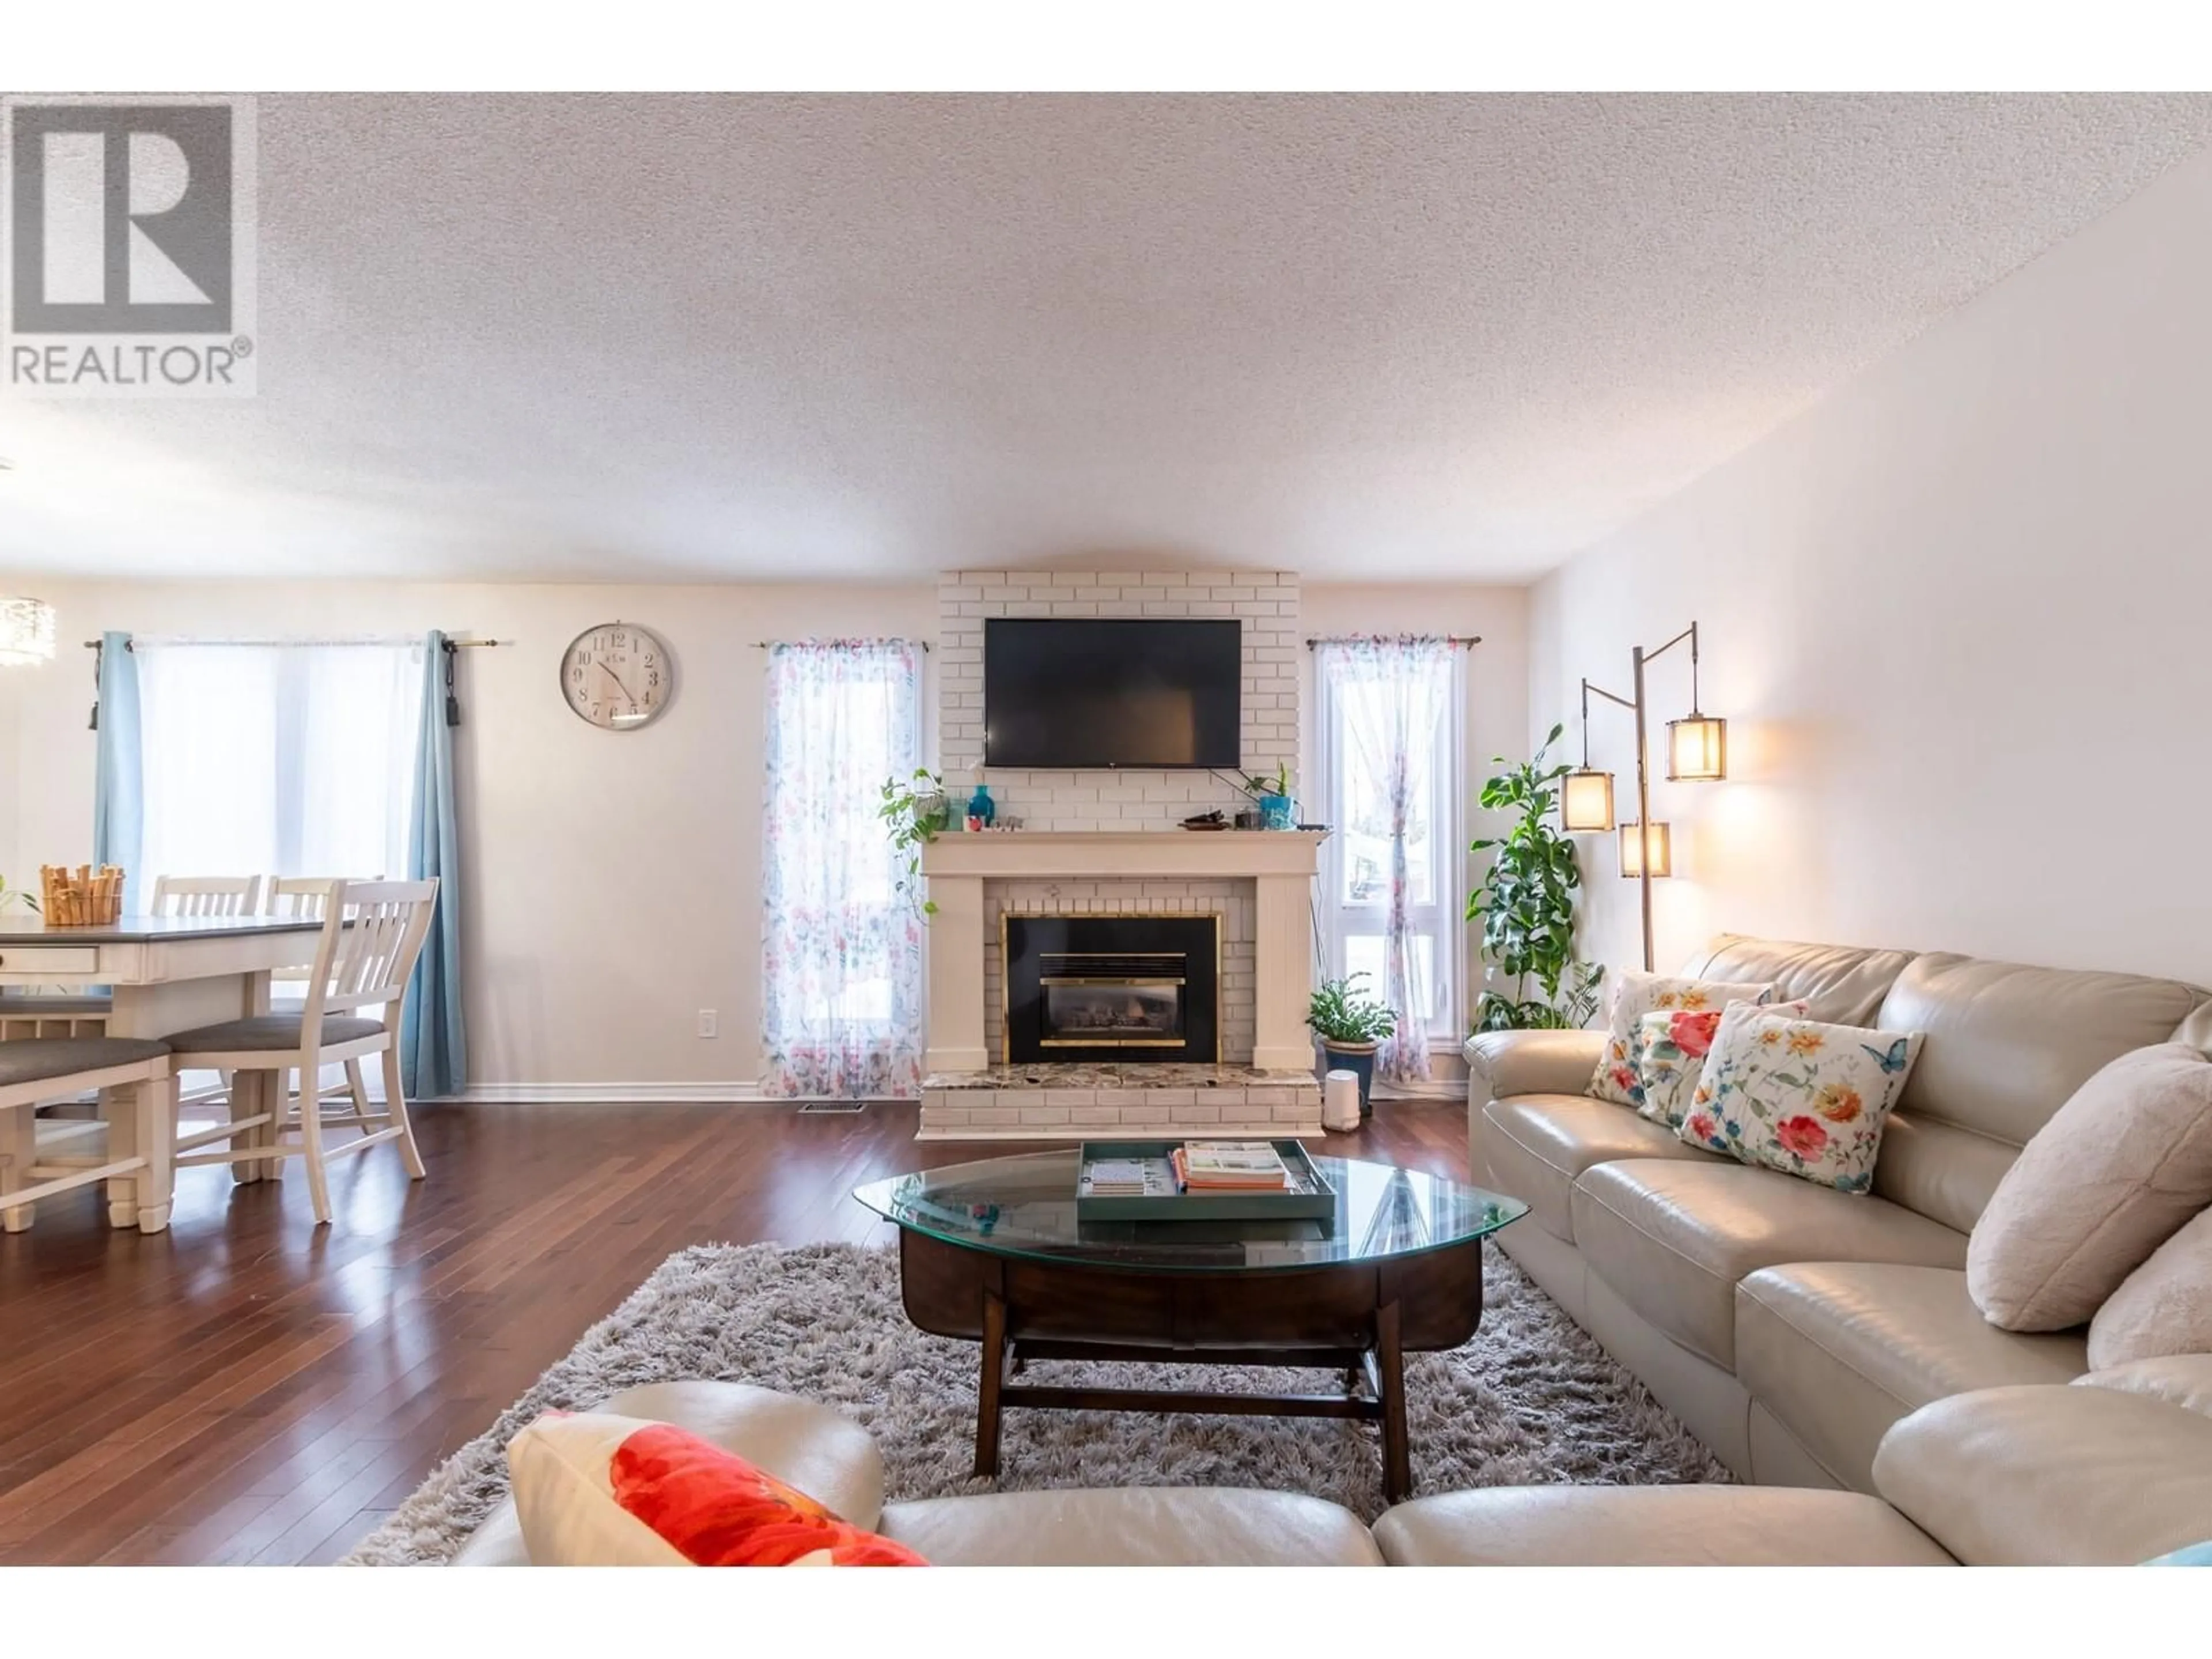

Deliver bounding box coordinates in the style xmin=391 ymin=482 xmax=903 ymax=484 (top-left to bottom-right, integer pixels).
xmin=918 ymin=568 xmax=1321 ymax=1142
xmin=918 ymin=830 xmax=1325 ymax=1139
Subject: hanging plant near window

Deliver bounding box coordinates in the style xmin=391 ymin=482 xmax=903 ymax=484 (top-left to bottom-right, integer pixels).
xmin=1467 ymin=724 xmax=1604 ymax=1031
xmin=878 ymin=768 xmax=949 ymax=918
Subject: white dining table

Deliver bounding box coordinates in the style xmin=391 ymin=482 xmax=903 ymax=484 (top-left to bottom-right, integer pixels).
xmin=0 ymin=914 xmax=324 ymax=1228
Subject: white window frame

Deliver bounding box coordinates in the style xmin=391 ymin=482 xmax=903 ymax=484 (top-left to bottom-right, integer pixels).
xmin=1311 ymin=651 xmax=1467 ymax=1048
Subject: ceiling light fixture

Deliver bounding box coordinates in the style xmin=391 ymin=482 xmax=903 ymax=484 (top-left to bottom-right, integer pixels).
xmin=0 ymin=596 xmax=58 ymax=666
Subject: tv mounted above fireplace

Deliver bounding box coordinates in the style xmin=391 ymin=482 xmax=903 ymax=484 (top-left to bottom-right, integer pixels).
xmin=983 ymin=618 xmax=1241 ymax=770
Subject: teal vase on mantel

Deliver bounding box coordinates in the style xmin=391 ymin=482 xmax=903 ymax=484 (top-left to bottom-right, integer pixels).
xmin=967 ymin=782 xmax=996 ymax=828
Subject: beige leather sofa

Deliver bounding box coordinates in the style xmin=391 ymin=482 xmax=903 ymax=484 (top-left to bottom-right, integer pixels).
xmin=451 ymin=1363 xmax=2212 ymax=1565
xmin=1466 ymin=934 xmax=2212 ymax=1491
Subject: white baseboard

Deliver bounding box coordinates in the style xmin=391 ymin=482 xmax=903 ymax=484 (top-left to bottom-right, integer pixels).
xmin=438 ymin=1082 xmax=800 ymax=1105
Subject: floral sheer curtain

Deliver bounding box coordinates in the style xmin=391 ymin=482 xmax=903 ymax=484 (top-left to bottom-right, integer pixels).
xmin=1314 ymin=635 xmax=1459 ymax=1086
xmin=760 ymin=639 xmax=926 ymax=1099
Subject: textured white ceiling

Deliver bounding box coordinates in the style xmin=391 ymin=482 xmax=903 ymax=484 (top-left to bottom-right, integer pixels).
xmin=5 ymin=92 xmax=2210 ymax=583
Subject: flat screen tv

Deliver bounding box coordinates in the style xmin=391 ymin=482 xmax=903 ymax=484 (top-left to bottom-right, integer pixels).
xmin=983 ymin=618 xmax=1241 ymax=770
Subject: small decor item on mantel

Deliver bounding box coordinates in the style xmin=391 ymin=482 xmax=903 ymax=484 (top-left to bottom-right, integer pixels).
xmin=1306 ymin=973 xmax=1397 ymax=1118
xmin=965 ymin=764 xmax=996 ymax=832
xmin=40 ymin=863 xmax=124 ymax=926
xmin=1240 ymin=762 xmax=1296 ymax=830
xmin=1180 ymin=809 xmax=1232 ymax=831
xmin=878 ymin=768 xmax=949 ymax=918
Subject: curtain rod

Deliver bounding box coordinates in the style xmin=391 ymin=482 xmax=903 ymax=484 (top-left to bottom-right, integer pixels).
xmin=83 ymin=637 xmax=503 ymax=650
xmin=753 ymin=639 xmax=930 ymax=651
xmin=1304 ymin=634 xmax=1482 ymax=649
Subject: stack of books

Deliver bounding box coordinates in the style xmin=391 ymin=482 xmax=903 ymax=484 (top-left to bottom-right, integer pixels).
xmin=1084 ymin=1158 xmax=1153 ymax=1196
xmin=1173 ymin=1141 xmax=1289 ymax=1192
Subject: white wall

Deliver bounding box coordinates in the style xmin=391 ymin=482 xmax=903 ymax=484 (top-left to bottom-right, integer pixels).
xmin=1 ymin=579 xmax=937 ymax=1090
xmin=1 ymin=574 xmax=1531 ymax=1089
xmin=1530 ymin=146 xmax=2212 ymax=989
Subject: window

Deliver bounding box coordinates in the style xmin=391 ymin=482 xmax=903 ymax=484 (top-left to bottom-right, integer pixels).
xmin=759 ymin=640 xmax=927 ymax=1098
xmin=137 ymin=641 xmax=425 ymax=885
xmin=1312 ymin=639 xmax=1465 ymax=1071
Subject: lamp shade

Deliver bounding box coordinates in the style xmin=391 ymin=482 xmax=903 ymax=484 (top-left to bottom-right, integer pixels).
xmin=0 ymin=597 xmax=55 ymax=667
xmin=1666 ymin=714 xmax=1727 ymax=782
xmin=1619 ymin=821 xmax=1672 ymax=880
xmin=1560 ymin=768 xmax=1616 ymax=833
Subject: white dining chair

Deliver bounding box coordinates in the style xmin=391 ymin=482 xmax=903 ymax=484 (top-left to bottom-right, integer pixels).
xmin=1 ymin=1037 xmax=176 ymax=1234
xmin=150 ymin=874 xmax=264 ymax=918
xmin=264 ymin=876 xmax=382 ymax=1127
xmin=164 ymin=879 xmax=437 ymax=1226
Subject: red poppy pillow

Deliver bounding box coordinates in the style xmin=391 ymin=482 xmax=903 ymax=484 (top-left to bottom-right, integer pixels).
xmin=507 ymin=1411 xmax=927 ymax=1566
xmin=1676 ymin=1003 xmax=1922 ymax=1194
xmin=1634 ymin=1001 xmax=1807 ymax=1130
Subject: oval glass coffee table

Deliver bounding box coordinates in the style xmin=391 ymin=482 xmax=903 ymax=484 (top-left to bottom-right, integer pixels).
xmin=853 ymin=1150 xmax=1527 ymax=1502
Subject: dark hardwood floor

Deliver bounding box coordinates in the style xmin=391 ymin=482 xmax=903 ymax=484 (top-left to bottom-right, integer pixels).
xmin=0 ymin=1096 xmax=1475 ymax=1565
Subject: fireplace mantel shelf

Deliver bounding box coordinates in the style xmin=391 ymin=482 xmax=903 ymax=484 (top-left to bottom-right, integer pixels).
xmin=921 ymin=828 xmax=1326 ymax=881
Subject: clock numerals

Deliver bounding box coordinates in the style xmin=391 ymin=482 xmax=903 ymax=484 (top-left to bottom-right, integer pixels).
xmin=562 ymin=624 xmax=672 ymax=729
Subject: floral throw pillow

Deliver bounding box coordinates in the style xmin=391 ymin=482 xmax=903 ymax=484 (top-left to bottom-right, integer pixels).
xmin=1634 ymin=1001 xmax=1807 ymax=1130
xmin=1677 ymin=1003 xmax=1923 ymax=1194
xmin=1588 ymin=972 xmax=1778 ymax=1109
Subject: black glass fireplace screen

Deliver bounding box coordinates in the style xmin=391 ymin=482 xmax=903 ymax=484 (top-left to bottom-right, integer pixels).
xmin=1004 ymin=915 xmax=1221 ymax=1065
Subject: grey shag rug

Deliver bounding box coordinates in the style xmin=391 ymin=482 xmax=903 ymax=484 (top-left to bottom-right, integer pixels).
xmin=346 ymin=1241 xmax=1728 ymax=1565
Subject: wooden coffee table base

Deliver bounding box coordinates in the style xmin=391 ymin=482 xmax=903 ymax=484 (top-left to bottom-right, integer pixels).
xmin=896 ymin=1228 xmax=1486 ymax=1504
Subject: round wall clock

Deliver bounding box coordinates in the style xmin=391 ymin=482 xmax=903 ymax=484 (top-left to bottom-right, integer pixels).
xmin=560 ymin=622 xmax=674 ymax=729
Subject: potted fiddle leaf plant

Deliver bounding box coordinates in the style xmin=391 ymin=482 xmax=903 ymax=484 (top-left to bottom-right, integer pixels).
xmin=1467 ymin=724 xmax=1604 ymax=1031
xmin=878 ymin=768 xmax=950 ymax=918
xmin=1307 ymin=972 xmax=1396 ymax=1118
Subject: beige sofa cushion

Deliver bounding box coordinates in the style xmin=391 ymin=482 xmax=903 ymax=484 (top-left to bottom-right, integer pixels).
xmin=1370 ymin=1484 xmax=1953 ymax=1566
xmin=1873 ymin=955 xmax=2207 ymax=1233
xmin=451 ymin=1380 xmax=885 ymax=1566
xmin=1966 ymin=1044 xmax=2212 ymax=1331
xmin=2076 ymin=1352 xmax=2212 ymax=1416
xmin=2087 ymin=1203 xmax=2212 ymax=1369
xmin=1570 ymin=1160 xmax=1966 ymax=1370
xmin=876 ymin=1487 xmax=1382 ymax=1566
xmin=1680 ymin=934 xmax=1918 ymax=1026
xmin=1481 ymin=1096 xmax=1716 ymax=1243
xmin=1873 ymin=1381 xmax=2212 ymax=1565
xmin=1736 ymin=1264 xmax=2086 ymax=1494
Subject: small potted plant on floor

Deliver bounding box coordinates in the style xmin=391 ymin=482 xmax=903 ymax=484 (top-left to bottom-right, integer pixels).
xmin=1307 ymin=973 xmax=1396 ymax=1118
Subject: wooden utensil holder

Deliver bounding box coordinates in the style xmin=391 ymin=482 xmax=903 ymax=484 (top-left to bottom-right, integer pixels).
xmin=40 ymin=863 xmax=124 ymax=927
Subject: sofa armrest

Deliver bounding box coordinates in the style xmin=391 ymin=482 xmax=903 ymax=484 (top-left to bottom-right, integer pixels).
xmin=1463 ymin=1028 xmax=1605 ymax=1105
xmin=1872 ymin=1383 xmax=2212 ymax=1565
